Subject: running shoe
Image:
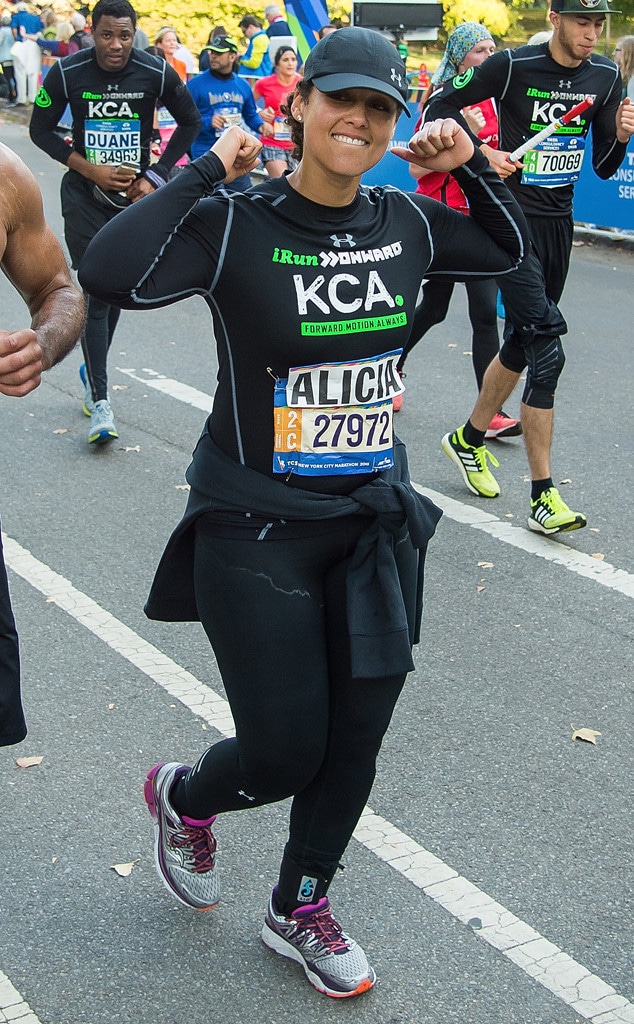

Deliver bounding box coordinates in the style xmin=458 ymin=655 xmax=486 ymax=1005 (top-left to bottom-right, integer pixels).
xmin=485 ymin=411 xmax=522 ymax=440
xmin=88 ymin=400 xmax=118 ymax=444
xmin=79 ymin=363 xmax=95 ymax=417
xmin=441 ymin=425 xmax=500 ymax=498
xmin=143 ymin=762 xmax=219 ymax=911
xmin=528 ymin=487 xmax=587 ymax=535
xmin=261 ymin=886 xmax=376 ymax=998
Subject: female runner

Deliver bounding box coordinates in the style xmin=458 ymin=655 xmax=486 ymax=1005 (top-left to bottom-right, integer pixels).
xmin=79 ymin=27 xmax=528 ymax=999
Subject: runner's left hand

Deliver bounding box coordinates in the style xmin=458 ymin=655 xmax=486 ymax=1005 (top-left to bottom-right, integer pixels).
xmin=392 ymin=118 xmax=475 ymax=172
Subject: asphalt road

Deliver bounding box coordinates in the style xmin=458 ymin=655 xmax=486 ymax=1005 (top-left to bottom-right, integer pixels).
xmin=1 ymin=118 xmax=633 ymax=1024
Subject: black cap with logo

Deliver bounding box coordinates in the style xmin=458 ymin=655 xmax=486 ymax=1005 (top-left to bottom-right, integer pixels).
xmin=550 ymin=0 xmax=621 ymax=14
xmin=302 ymin=27 xmax=411 ymax=116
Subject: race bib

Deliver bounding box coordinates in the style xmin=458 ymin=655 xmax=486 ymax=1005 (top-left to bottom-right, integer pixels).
xmin=157 ymin=107 xmax=176 ymax=130
xmin=216 ymin=110 xmax=242 ymax=137
xmin=521 ymin=135 xmax=585 ymax=188
xmin=273 ymin=117 xmax=291 ymax=141
xmin=84 ymin=118 xmax=141 ymax=166
xmin=273 ymin=350 xmax=403 ymax=476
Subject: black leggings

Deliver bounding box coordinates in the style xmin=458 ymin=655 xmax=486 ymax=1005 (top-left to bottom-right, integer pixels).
xmin=399 ymin=276 xmax=499 ymax=390
xmin=174 ymin=513 xmax=413 ymax=868
xmin=61 ymin=171 xmax=123 ymax=402
xmin=0 ymin=527 xmax=26 ymax=747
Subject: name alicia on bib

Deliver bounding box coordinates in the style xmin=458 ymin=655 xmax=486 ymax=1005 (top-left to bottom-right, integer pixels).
xmin=273 ymin=349 xmax=404 ymax=476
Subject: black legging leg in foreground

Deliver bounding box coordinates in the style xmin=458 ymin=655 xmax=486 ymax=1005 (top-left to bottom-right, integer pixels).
xmin=172 ymin=514 xmax=415 ymax=902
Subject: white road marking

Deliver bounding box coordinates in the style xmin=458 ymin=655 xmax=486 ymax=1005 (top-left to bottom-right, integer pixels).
xmin=4 ymin=532 xmax=634 ymax=1022
xmin=116 ymin=367 xmax=213 ymax=412
xmin=417 ymin=486 xmax=634 ymax=600
xmin=0 ymin=969 xmax=41 ymax=1023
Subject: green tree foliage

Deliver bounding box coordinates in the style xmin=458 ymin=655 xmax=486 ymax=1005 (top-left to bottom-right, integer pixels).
xmin=441 ymin=0 xmax=512 ymax=37
xmin=132 ymin=0 xmax=265 ymax=54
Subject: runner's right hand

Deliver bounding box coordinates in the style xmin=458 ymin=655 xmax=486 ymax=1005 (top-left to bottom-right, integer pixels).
xmin=211 ymin=126 xmax=262 ymax=183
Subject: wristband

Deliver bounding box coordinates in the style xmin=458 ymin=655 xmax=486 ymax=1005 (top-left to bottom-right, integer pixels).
xmin=143 ymin=168 xmax=167 ymax=190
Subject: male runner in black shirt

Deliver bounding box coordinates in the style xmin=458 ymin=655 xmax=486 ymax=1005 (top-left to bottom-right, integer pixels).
xmin=427 ymin=0 xmax=634 ymax=534
xmin=29 ymin=0 xmax=201 ymax=444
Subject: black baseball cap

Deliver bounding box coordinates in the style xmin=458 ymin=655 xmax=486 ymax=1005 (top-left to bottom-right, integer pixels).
xmin=551 ymin=0 xmax=620 ymax=12
xmin=302 ymin=27 xmax=411 ymax=116
xmin=207 ymin=35 xmax=239 ymax=54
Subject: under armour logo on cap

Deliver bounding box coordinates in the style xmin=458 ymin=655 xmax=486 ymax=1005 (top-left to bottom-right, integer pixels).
xmin=302 ymin=26 xmax=411 ymax=116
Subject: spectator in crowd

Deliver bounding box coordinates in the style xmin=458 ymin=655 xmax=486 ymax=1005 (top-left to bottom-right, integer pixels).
xmin=199 ymin=26 xmax=228 ymax=72
xmin=37 ymin=20 xmax=73 ymax=58
xmin=253 ymin=44 xmax=301 ymax=177
xmin=614 ymin=36 xmax=634 ymax=99
xmin=0 ymin=12 xmax=17 ymax=105
xmin=41 ymin=9 xmax=58 ymax=40
xmin=10 ymin=2 xmax=41 ymax=104
xmin=67 ymin=12 xmax=93 ymax=53
xmin=187 ymin=34 xmax=272 ymax=190
xmin=318 ymin=24 xmax=338 ymax=38
xmin=239 ymin=15 xmax=272 ymax=76
xmin=264 ymin=3 xmax=290 ymax=37
xmin=133 ymin=24 xmax=150 ymax=48
xmin=155 ymin=27 xmax=187 ymax=82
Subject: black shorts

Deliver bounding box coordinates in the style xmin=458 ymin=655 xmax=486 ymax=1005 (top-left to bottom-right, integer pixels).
xmin=60 ymin=170 xmax=126 ymax=270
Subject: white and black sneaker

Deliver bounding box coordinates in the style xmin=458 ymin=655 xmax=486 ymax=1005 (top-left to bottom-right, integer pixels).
xmin=261 ymin=886 xmax=376 ymax=998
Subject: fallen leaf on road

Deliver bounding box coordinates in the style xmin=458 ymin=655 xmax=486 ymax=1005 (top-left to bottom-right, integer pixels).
xmin=111 ymin=860 xmax=140 ymax=877
xmin=108 ymin=703 xmax=115 ymax=710
xmin=477 ymin=561 xmax=494 ymax=568
xmin=462 ymin=350 xmax=472 ymax=356
xmin=175 ymin=484 xmax=190 ymax=491
xmin=560 ymin=478 xmax=572 ymax=485
xmin=476 ymin=585 xmax=485 ymax=593
xmin=52 ymin=428 xmax=68 ymax=435
xmin=123 ymin=445 xmax=141 ymax=453
xmin=16 ymin=756 xmax=44 ymax=768
xmin=504 ymin=513 xmax=514 ymax=518
xmin=112 ymin=384 xmax=128 ymax=391
xmin=448 ymin=343 xmax=457 ymax=348
xmin=571 ymin=726 xmax=601 ymax=744
xmin=591 ymin=553 xmax=605 ymax=561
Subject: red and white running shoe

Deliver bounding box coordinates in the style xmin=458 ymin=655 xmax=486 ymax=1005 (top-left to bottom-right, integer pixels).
xmin=485 ymin=411 xmax=522 ymax=439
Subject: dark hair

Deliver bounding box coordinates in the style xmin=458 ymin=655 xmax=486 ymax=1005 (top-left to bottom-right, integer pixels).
xmin=207 ymin=25 xmax=226 ymax=43
xmin=144 ymin=44 xmax=162 ymax=57
xmin=92 ymin=0 xmax=136 ymax=30
xmin=281 ymin=79 xmax=313 ymax=160
xmin=239 ymin=15 xmax=262 ymax=30
xmin=274 ymin=44 xmax=296 ymax=66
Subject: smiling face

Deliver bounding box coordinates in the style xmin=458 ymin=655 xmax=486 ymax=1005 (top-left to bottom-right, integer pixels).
xmin=290 ymin=86 xmax=400 ymax=203
xmin=549 ymin=11 xmax=605 ymax=66
xmin=93 ymin=15 xmax=134 ymax=73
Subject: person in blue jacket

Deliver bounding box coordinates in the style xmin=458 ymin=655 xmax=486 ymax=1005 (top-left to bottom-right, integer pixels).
xmin=187 ymin=34 xmax=273 ymax=190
